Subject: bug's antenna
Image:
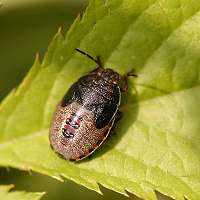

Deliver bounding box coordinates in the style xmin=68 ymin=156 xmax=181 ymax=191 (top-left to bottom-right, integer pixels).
xmin=75 ymin=48 xmax=100 ymax=65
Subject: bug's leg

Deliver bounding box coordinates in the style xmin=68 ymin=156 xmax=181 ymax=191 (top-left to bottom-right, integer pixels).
xmin=126 ymin=69 xmax=138 ymax=77
xmin=115 ymin=110 xmax=122 ymax=122
xmin=121 ymin=69 xmax=137 ymax=92
xmin=109 ymin=111 xmax=122 ymax=137
xmin=111 ymin=131 xmax=117 ymax=136
xmin=88 ymin=154 xmax=93 ymax=159
xmin=121 ymin=77 xmax=128 ymax=92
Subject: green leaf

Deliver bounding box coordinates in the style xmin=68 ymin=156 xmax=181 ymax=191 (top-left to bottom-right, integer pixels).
xmin=0 ymin=185 xmax=44 ymax=200
xmin=0 ymin=0 xmax=200 ymax=199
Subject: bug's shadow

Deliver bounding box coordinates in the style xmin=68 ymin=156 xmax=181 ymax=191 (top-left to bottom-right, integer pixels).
xmin=79 ymin=81 xmax=139 ymax=163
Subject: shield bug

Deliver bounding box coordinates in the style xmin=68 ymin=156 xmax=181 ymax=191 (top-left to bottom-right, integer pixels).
xmin=49 ymin=49 xmax=137 ymax=161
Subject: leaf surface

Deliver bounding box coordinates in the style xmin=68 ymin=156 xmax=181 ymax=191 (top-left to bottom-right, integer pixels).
xmin=0 ymin=0 xmax=200 ymax=199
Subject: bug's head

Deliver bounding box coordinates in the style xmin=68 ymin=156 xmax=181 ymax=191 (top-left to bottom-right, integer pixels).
xmin=99 ymin=68 xmax=120 ymax=85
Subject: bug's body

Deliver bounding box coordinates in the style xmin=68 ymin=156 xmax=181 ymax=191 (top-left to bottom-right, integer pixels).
xmin=49 ymin=49 xmax=136 ymax=161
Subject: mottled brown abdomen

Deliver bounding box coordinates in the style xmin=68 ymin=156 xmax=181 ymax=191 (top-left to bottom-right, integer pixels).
xmin=49 ymin=102 xmax=113 ymax=161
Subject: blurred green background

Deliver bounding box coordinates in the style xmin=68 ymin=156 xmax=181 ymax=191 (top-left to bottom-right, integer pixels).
xmin=0 ymin=0 xmax=87 ymax=101
xmin=0 ymin=1 xmax=171 ymax=199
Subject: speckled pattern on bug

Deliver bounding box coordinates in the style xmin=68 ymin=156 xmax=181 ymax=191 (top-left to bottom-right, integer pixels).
xmin=49 ymin=49 xmax=137 ymax=161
